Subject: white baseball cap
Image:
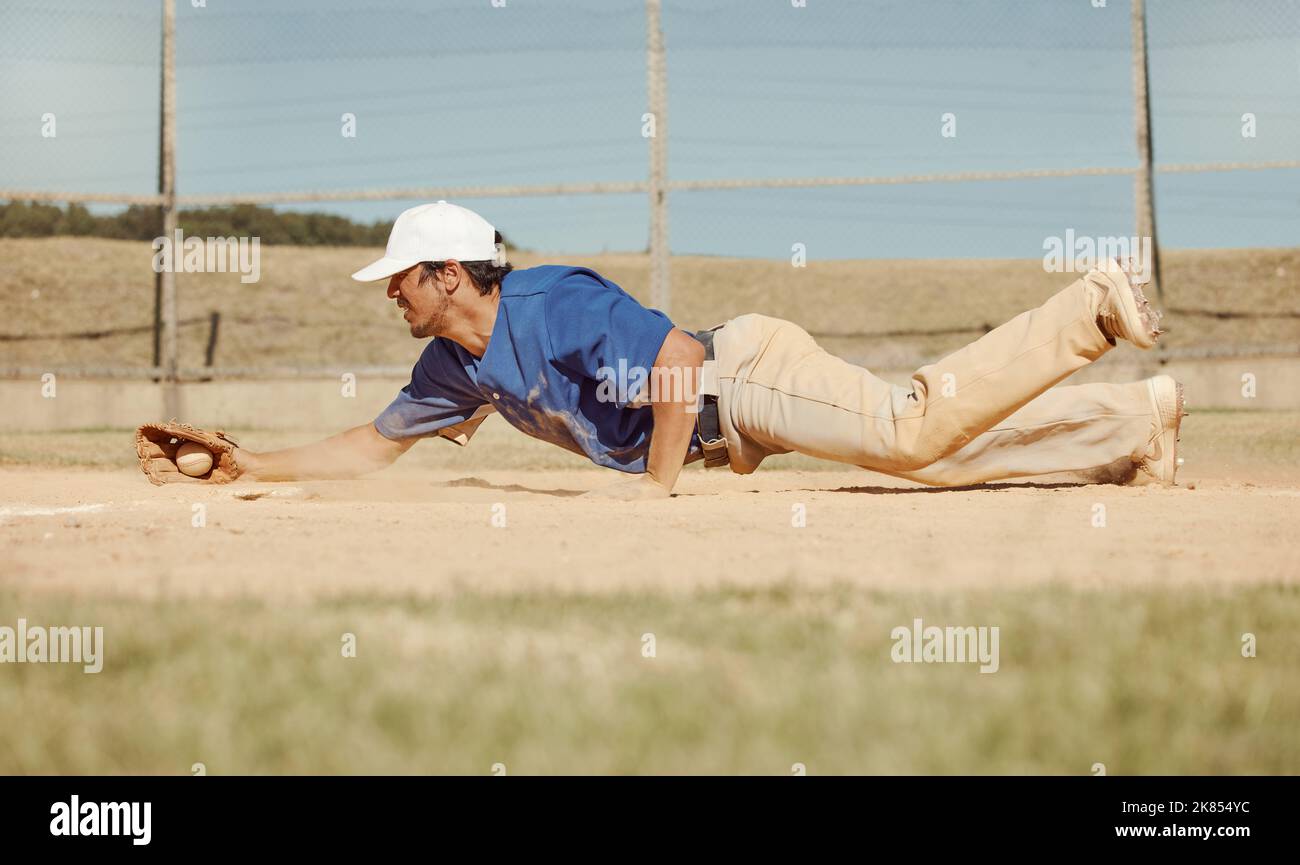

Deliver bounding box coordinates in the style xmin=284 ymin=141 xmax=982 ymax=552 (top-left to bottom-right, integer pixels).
xmin=351 ymin=200 xmax=501 ymax=282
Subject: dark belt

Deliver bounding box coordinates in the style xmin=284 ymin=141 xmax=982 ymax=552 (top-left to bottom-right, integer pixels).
xmin=693 ymin=328 xmax=730 ymax=468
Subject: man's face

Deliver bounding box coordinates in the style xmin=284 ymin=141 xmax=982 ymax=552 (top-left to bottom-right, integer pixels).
xmin=387 ymin=264 xmax=450 ymax=338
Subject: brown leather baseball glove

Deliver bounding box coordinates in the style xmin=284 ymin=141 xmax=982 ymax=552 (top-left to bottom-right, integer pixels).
xmin=136 ymin=421 xmax=242 ymax=486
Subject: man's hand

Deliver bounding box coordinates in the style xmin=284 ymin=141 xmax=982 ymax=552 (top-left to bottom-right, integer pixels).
xmin=581 ymin=474 xmax=672 ymax=501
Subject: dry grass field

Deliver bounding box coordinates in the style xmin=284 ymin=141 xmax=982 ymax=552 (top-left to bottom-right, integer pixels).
xmin=1 ymin=239 xmax=1298 ymax=775
xmin=2 ymin=238 xmax=1297 ymax=371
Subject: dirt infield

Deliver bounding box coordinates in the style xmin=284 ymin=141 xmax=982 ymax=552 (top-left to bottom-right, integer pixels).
xmin=2 ymin=409 xmax=1297 ymax=602
xmin=3 ymin=461 xmax=1299 ymax=603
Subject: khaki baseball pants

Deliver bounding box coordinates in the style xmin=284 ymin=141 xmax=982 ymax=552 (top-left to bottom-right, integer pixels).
xmin=711 ymin=271 xmax=1157 ymax=485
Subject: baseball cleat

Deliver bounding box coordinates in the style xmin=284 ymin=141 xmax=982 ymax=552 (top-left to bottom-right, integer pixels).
xmin=1130 ymin=375 xmax=1186 ymax=485
xmin=1090 ymin=258 xmax=1162 ymax=349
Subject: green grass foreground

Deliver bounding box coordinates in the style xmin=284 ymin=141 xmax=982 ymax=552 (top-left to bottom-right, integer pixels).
xmin=2 ymin=583 xmax=1297 ymax=774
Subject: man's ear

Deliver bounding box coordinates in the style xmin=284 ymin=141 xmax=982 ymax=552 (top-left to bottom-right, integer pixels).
xmin=441 ymin=260 xmax=463 ymax=295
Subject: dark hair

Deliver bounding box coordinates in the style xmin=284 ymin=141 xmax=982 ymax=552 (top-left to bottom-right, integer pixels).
xmin=419 ymin=231 xmax=512 ymax=296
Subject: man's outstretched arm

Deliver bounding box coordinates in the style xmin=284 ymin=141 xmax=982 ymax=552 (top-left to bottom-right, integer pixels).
xmin=236 ymin=423 xmax=417 ymax=481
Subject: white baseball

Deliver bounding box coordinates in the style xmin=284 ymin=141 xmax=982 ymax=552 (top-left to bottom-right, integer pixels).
xmin=176 ymin=441 xmax=214 ymax=477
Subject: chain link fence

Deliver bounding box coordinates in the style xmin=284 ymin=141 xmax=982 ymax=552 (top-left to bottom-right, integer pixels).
xmin=1 ymin=0 xmax=1297 ymax=379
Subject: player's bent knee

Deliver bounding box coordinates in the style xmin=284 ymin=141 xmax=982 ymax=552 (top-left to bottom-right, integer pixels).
xmin=889 ymin=454 xmax=937 ymax=472
xmin=883 ymin=441 xmax=947 ymax=472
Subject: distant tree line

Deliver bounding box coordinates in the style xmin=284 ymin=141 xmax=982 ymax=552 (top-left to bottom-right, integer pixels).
xmin=0 ymin=200 xmax=401 ymax=246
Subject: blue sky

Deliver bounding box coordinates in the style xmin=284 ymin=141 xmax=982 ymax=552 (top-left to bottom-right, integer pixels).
xmin=1 ymin=0 xmax=1296 ymax=258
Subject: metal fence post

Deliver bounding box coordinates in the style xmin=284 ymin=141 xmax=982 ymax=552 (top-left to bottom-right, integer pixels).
xmin=646 ymin=0 xmax=671 ymax=314
xmin=157 ymin=0 xmax=179 ymax=411
xmin=1131 ymin=0 xmax=1163 ymax=303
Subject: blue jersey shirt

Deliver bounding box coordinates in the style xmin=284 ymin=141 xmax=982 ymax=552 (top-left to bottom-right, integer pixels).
xmin=374 ymin=265 xmax=699 ymax=472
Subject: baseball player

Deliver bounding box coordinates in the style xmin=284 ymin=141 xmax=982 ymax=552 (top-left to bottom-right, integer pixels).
xmin=137 ymin=201 xmax=1185 ymax=499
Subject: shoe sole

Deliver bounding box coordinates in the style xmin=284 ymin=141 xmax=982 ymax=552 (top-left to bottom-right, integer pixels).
xmin=1096 ymin=259 xmax=1161 ymax=349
